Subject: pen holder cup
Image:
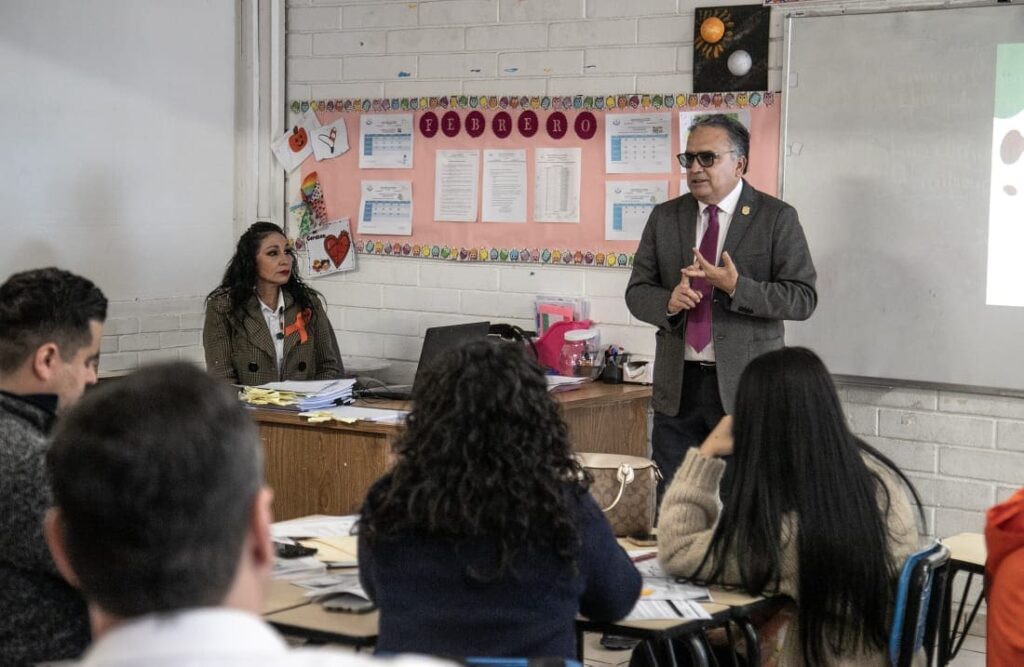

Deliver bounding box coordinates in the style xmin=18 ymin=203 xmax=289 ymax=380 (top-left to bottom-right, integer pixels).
xmin=601 ymin=353 xmax=630 ymax=384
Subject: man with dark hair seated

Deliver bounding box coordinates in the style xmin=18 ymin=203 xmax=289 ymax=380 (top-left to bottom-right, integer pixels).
xmin=0 ymin=267 xmax=107 ymax=665
xmin=43 ymin=361 xmax=444 ymax=667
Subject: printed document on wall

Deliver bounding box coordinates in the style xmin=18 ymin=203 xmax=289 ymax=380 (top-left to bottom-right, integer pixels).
xmin=605 ymin=113 xmax=671 ymax=174
xmin=359 ymin=114 xmax=413 ymax=169
xmin=678 ymin=110 xmax=750 ymax=173
xmin=534 ymin=147 xmax=581 ymax=223
xmin=358 ymin=181 xmax=412 ymax=235
xmin=434 ymin=150 xmax=480 ymax=222
xmin=605 ymin=181 xmax=668 ymax=241
xmin=482 ymin=149 xmax=527 ymax=223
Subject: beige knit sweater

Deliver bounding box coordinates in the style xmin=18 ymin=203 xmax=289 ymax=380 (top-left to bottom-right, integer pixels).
xmin=657 ymin=448 xmax=921 ymax=667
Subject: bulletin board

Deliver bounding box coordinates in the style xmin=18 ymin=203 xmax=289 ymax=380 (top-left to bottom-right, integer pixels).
xmin=293 ymin=92 xmax=781 ymax=268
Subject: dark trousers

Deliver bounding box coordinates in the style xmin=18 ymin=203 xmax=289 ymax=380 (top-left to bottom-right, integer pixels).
xmin=652 ymin=362 xmax=731 ymax=505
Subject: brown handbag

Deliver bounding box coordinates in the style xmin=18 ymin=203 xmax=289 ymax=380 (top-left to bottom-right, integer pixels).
xmin=577 ymin=452 xmax=661 ymax=538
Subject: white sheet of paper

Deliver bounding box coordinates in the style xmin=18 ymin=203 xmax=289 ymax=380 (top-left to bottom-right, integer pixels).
xmin=534 ymin=147 xmax=581 ymax=223
xmin=678 ymin=110 xmax=751 ymax=173
xmin=271 ymin=515 xmax=359 ymax=540
xmin=434 ymin=150 xmax=480 ymax=222
xmin=318 ymin=405 xmax=409 ymax=424
xmin=311 ymin=116 xmax=349 ymax=161
xmin=358 ymin=180 xmax=413 ymax=235
xmin=256 ymin=379 xmax=353 ymax=394
xmin=605 ymin=113 xmax=671 ymax=174
xmin=641 ymin=578 xmax=711 ymax=602
xmin=272 ymin=556 xmax=325 ymax=581
xmin=359 ymin=113 xmax=413 ymax=169
xmin=625 ymin=599 xmax=711 ymax=621
xmin=481 ymin=149 xmax=527 ymax=223
xmin=605 ymin=180 xmax=668 ymax=241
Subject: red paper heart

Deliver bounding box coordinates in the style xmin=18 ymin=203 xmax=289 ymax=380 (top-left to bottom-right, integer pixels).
xmin=324 ymin=232 xmax=350 ymax=268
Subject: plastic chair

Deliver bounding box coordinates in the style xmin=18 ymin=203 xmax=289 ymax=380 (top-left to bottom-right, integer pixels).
xmin=464 ymin=659 xmax=581 ymax=667
xmin=889 ymin=542 xmax=951 ymax=667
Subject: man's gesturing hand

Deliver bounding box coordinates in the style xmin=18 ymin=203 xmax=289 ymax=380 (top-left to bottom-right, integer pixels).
xmin=667 ymin=267 xmax=702 ymax=315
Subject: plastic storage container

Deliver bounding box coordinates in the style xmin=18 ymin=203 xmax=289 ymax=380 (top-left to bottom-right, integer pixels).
xmin=558 ymin=329 xmax=602 ymax=378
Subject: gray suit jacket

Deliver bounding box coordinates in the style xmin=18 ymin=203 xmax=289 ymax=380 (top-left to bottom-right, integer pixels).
xmin=203 ymin=289 xmax=343 ymax=386
xmin=625 ymin=181 xmax=817 ymax=415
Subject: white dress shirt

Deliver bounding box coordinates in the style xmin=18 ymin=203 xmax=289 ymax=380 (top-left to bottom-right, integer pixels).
xmin=258 ymin=290 xmax=286 ymax=377
xmin=76 ymin=607 xmax=449 ymax=667
xmin=684 ymin=179 xmax=744 ymax=363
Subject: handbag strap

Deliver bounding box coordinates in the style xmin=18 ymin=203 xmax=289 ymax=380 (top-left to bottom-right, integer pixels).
xmin=599 ymin=463 xmax=635 ymax=513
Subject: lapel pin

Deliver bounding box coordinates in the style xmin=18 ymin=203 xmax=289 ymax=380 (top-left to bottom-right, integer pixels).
xmin=741 ymin=205 xmax=751 ymax=215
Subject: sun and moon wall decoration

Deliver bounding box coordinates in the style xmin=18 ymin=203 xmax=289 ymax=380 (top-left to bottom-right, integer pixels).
xmin=694 ymin=4 xmax=771 ymax=93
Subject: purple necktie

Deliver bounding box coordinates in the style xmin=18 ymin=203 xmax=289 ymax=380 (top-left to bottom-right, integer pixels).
xmin=686 ymin=204 xmax=719 ymax=352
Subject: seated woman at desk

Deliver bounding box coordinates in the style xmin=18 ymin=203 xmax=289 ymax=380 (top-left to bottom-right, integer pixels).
xmin=656 ymin=347 xmax=923 ymax=666
xmin=357 ymin=339 xmax=641 ymax=659
xmin=203 ymin=221 xmax=343 ymax=385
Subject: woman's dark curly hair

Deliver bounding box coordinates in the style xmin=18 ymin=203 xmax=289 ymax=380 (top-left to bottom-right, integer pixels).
xmin=205 ymin=221 xmax=321 ymax=325
xmin=359 ymin=339 xmax=591 ymax=580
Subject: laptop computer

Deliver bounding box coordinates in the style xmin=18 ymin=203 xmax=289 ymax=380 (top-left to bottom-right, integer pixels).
xmin=355 ymin=321 xmax=491 ymax=400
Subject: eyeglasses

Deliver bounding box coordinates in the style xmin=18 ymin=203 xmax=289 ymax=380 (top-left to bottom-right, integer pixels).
xmin=677 ymin=150 xmax=737 ymax=168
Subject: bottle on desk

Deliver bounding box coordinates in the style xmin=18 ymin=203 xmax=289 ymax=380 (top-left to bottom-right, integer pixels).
xmin=559 ymin=329 xmax=601 ymax=379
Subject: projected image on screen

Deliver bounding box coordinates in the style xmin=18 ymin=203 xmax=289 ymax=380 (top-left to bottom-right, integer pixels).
xmin=987 ymin=43 xmax=1024 ymax=307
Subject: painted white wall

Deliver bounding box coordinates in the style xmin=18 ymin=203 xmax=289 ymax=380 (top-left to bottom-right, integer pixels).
xmin=0 ymin=0 xmax=237 ymax=373
xmin=283 ymin=0 xmax=1024 ymax=541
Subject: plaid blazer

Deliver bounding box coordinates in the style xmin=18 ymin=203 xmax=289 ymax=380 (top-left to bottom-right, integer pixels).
xmin=202 ymin=289 xmax=344 ymax=385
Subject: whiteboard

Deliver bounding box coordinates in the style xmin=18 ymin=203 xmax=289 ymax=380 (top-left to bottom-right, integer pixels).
xmin=0 ymin=0 xmax=235 ymax=301
xmin=781 ymin=3 xmax=1024 ymax=392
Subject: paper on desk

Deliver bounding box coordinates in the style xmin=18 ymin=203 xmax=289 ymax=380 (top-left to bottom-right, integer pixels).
xmin=271 ymin=515 xmax=359 ymax=540
xmin=300 ymin=405 xmax=407 ymax=424
xmin=294 ymin=572 xmax=360 ymax=591
xmin=641 ymin=579 xmax=710 ymax=602
xmin=273 ymin=556 xmax=326 ymax=581
xmin=625 ymin=599 xmax=710 ymax=621
xmin=300 ymin=535 xmax=359 ymax=564
xmin=546 ymin=375 xmax=588 ymax=392
xmin=256 ymin=379 xmax=347 ymax=394
xmin=295 ymin=573 xmax=370 ymax=602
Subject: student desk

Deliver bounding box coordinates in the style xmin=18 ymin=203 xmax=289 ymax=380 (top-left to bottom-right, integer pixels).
xmin=263 ymin=530 xmax=781 ymax=666
xmin=251 ymin=382 xmax=652 ymax=520
xmin=938 ymin=532 xmax=986 ymax=665
xmin=264 ymin=582 xmax=773 ymax=665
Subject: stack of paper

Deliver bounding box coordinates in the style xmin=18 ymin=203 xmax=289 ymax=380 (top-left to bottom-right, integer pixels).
xmin=240 ymin=379 xmax=357 ymax=411
xmin=624 ymin=549 xmax=713 ymax=621
xmin=297 ymin=405 xmax=407 ymax=425
xmin=546 ymin=375 xmax=589 ymax=392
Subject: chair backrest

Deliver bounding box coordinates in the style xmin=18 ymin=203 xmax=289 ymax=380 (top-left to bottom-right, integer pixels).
xmin=465 ymin=659 xmax=581 ymax=667
xmin=888 ymin=542 xmax=951 ymax=667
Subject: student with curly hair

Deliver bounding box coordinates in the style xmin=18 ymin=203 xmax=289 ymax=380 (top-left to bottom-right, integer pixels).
xmin=203 ymin=221 xmax=342 ymax=385
xmin=655 ymin=347 xmax=923 ymax=666
xmin=357 ymin=339 xmax=641 ymax=658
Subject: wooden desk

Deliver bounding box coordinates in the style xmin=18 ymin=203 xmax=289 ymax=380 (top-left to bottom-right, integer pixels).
xmin=252 ymin=382 xmax=651 ymax=519
xmin=939 ymin=532 xmax=987 ymax=666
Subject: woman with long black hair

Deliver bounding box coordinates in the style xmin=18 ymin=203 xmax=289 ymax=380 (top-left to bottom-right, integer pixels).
xmin=658 ymin=347 xmax=923 ymax=665
xmin=357 ymin=339 xmax=641 ymax=658
xmin=203 ymin=221 xmax=342 ymax=385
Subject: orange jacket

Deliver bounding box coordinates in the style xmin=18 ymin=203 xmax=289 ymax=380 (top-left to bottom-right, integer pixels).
xmin=986 ymin=487 xmax=1024 ymax=666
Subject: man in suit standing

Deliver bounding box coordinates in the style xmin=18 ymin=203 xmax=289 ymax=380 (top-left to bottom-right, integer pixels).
xmin=626 ymin=114 xmax=817 ymax=498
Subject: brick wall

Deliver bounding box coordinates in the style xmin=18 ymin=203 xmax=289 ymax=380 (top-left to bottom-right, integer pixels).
xmin=98 ymin=298 xmax=207 ymax=375
xmin=285 ymin=0 xmax=1024 ymax=539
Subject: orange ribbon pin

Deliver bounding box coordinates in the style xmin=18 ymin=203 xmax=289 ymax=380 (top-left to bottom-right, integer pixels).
xmin=283 ymin=309 xmax=312 ymax=344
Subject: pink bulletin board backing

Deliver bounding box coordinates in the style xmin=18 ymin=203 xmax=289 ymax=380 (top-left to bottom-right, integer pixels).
xmin=296 ymin=92 xmax=781 ymax=268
